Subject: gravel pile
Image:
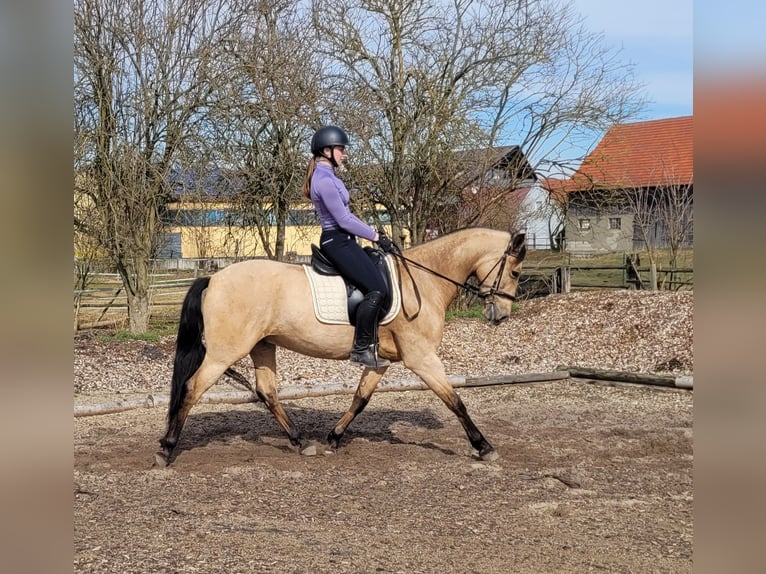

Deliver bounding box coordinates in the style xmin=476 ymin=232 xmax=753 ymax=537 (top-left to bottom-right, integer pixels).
xmin=74 ymin=290 xmax=693 ymax=396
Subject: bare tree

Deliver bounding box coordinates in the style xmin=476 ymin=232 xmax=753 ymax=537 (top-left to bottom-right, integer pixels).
xmin=311 ymin=0 xmax=643 ymax=244
xmin=654 ymin=177 xmax=693 ymax=282
xmin=452 ymin=147 xmax=536 ymax=232
xmin=536 ymin=176 xmax=571 ymax=251
xmin=74 ymin=0 xmax=243 ymax=332
xmin=206 ymin=0 xmax=325 ymax=260
xmin=624 ymin=165 xmax=693 ymax=289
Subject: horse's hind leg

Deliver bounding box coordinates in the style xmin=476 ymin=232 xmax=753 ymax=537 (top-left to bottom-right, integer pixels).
xmin=157 ymin=359 xmax=230 ymax=465
xmin=327 ymin=366 xmax=388 ymax=449
xmin=405 ymin=353 xmax=498 ymax=461
xmin=250 ymin=342 xmax=306 ymax=452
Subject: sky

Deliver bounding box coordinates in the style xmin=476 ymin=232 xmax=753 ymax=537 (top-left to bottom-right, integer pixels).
xmin=570 ymin=0 xmax=693 ymax=121
xmin=532 ymin=0 xmax=693 ymax=173
xmin=695 ymin=0 xmax=766 ymax=70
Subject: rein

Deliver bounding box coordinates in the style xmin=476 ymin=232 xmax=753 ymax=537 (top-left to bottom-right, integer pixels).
xmin=389 ymin=237 xmax=520 ymax=320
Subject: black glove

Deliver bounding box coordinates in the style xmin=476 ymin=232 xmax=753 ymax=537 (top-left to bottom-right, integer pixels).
xmin=377 ymin=233 xmax=395 ymax=253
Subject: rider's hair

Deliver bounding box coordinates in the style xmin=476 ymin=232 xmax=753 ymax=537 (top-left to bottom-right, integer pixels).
xmin=302 ymin=156 xmax=318 ymax=199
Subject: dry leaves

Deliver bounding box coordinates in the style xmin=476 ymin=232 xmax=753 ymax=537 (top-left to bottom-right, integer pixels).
xmin=74 ymin=290 xmax=692 ymax=396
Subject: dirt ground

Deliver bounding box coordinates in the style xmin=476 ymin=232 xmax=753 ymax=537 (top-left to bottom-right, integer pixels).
xmin=74 ymin=379 xmax=693 ymax=573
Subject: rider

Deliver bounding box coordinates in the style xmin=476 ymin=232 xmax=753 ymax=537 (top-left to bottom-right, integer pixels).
xmin=303 ymin=125 xmax=395 ymax=368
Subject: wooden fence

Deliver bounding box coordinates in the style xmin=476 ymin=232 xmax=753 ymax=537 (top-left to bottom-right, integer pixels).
xmin=518 ymin=254 xmax=692 ymax=298
xmin=74 ymin=255 xmax=693 ymax=330
xmin=74 ymin=274 xmax=198 ymax=330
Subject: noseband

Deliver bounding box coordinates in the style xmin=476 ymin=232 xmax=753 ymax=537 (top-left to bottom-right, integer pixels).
xmin=475 ymin=238 xmax=520 ymax=302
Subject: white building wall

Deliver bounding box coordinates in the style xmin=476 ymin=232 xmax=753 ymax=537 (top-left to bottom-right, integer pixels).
xmin=517 ymin=184 xmax=562 ymax=250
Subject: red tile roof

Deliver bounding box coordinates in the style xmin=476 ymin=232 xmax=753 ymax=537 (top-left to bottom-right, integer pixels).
xmin=564 ymin=116 xmax=693 ymax=192
xmin=539 ymin=177 xmax=569 ymax=203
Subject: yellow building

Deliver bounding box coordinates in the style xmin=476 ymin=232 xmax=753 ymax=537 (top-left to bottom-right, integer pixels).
xmin=161 ymin=201 xmax=393 ymax=259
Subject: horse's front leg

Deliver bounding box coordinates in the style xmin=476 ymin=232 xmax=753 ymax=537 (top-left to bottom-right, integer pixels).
xmin=405 ymin=353 xmax=498 ymax=461
xmin=250 ymin=342 xmax=308 ymax=452
xmin=327 ymin=366 xmax=388 ymax=449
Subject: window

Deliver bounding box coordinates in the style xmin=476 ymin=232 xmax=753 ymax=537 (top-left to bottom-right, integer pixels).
xmin=164 ymin=209 xmax=222 ymax=226
xmin=287 ymin=209 xmax=319 ymax=226
xmin=362 ymin=210 xmax=390 ymax=225
xmin=578 ymin=218 xmax=591 ymax=230
xmin=609 ymin=217 xmax=621 ymax=230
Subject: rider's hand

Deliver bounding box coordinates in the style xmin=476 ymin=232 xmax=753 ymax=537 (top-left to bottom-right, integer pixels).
xmin=377 ymin=232 xmax=395 ymax=253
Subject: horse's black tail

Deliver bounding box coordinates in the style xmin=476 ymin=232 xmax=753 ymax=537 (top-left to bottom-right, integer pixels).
xmin=168 ymin=276 xmax=210 ymax=423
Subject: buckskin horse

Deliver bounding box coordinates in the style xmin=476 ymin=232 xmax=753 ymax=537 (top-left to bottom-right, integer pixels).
xmin=156 ymin=228 xmax=526 ymax=466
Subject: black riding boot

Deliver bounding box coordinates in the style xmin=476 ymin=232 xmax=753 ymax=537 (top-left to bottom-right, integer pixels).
xmin=350 ymin=290 xmax=390 ymax=369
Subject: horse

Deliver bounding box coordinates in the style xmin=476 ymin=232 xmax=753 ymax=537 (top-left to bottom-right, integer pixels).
xmin=156 ymin=227 xmax=527 ymax=466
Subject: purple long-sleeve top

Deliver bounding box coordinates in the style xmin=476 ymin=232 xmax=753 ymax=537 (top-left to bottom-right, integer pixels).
xmin=310 ymin=162 xmax=376 ymax=241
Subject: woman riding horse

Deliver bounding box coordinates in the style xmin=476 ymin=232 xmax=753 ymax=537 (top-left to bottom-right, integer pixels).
xmin=156 ymin=221 xmax=527 ymax=465
xmin=303 ymin=125 xmax=395 ymax=368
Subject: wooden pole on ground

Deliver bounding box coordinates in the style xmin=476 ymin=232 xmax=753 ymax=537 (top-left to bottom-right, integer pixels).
xmin=74 ymin=371 xmax=571 ymax=417
xmin=561 ymin=366 xmax=693 ymax=389
xmin=74 ymin=368 xmax=693 ymax=418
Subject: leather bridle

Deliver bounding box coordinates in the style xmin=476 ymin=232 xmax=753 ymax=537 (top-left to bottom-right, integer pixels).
xmin=474 ymin=238 xmax=523 ymax=302
xmin=390 ymin=236 xmax=522 ymax=319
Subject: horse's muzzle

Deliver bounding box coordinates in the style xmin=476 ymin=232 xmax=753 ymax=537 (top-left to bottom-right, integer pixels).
xmin=484 ymin=301 xmax=510 ymax=325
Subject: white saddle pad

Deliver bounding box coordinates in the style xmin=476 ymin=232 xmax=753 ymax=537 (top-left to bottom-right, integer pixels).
xmin=303 ymin=255 xmax=401 ymax=325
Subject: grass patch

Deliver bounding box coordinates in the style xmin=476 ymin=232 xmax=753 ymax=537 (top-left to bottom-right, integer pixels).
xmin=149 ymin=317 xmax=182 ymax=337
xmin=98 ymin=331 xmax=162 ymax=343
xmin=446 ymin=305 xmax=485 ymax=320
xmin=446 ymin=301 xmax=521 ymax=321
xmin=523 ymin=248 xmax=693 ymax=268
xmin=94 ymin=315 xmax=180 ymax=343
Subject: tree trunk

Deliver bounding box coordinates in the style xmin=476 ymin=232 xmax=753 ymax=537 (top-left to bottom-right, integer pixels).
xmin=117 ymin=249 xmax=153 ymax=334
xmin=127 ymin=291 xmax=151 ymax=333
xmin=275 ymin=195 xmax=287 ymax=260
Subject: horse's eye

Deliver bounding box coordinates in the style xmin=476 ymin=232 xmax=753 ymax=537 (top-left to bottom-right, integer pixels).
xmin=511 ymin=270 xmax=521 ymax=279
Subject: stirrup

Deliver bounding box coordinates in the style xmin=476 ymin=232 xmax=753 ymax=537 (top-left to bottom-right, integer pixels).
xmin=350 ymin=346 xmax=390 ymax=369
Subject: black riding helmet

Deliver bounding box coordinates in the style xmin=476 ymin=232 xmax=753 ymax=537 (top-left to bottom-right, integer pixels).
xmin=311 ymin=125 xmax=349 ymax=158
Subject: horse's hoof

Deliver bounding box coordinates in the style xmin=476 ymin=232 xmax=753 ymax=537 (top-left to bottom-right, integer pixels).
xmin=479 ymin=449 xmax=500 ymax=462
xmin=153 ymin=452 xmax=170 ymax=467
xmin=300 ymin=443 xmax=318 ymax=456
xmin=326 ymin=432 xmax=341 ymax=451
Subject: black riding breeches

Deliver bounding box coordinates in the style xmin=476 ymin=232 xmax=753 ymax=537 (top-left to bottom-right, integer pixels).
xmin=319 ymin=228 xmax=388 ymax=296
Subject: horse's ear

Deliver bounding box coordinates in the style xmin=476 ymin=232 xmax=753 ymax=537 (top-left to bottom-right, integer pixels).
xmin=510 ymin=232 xmax=526 ymax=258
